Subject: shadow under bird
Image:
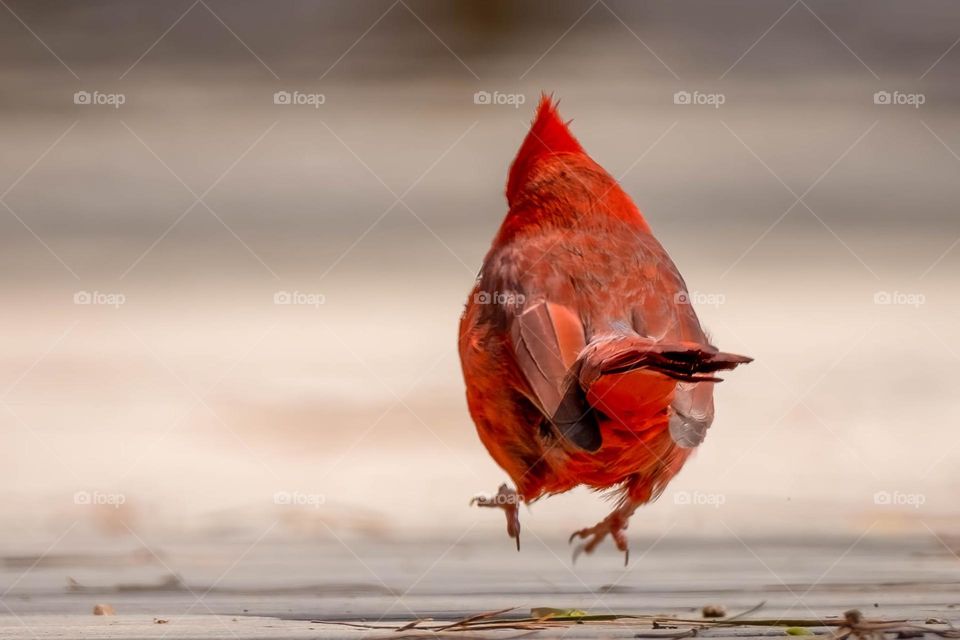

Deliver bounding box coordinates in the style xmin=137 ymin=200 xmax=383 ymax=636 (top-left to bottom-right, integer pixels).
xmin=458 ymin=96 xmax=751 ymax=563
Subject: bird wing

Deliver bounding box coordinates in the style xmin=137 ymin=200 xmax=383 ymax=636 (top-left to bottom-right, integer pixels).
xmin=576 ymin=335 xmax=751 ymax=446
xmin=668 ymin=381 xmax=716 ymax=448
xmin=508 ymin=301 xmax=601 ymax=451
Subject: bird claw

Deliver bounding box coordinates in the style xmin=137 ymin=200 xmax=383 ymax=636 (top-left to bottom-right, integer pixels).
xmin=470 ymin=484 xmax=522 ymax=551
xmin=568 ymin=515 xmax=630 ymax=565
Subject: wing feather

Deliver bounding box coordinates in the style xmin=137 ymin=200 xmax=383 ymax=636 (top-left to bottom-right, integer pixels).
xmin=509 ymin=301 xmax=601 ymax=451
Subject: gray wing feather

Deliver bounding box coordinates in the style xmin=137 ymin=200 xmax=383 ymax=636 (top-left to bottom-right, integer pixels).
xmin=668 ymin=381 xmax=716 ymax=448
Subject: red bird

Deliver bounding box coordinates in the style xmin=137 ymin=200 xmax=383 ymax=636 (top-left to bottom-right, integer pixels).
xmin=459 ymin=96 xmax=751 ymax=562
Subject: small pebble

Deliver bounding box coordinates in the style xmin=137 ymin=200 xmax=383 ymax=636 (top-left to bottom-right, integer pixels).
xmin=702 ymin=604 xmax=726 ymax=618
xmin=844 ymin=610 xmax=863 ymax=624
xmin=93 ymin=604 xmax=115 ymax=616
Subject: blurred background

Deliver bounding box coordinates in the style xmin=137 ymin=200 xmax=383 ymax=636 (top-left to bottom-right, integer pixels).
xmin=1 ymin=0 xmax=959 ymax=565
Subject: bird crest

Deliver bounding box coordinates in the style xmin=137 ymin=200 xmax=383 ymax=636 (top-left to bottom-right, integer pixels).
xmin=506 ymin=94 xmax=584 ymax=205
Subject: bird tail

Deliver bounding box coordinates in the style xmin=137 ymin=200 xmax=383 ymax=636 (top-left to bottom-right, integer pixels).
xmin=575 ymin=336 xmax=751 ymax=422
xmin=579 ymin=336 xmax=752 ymax=386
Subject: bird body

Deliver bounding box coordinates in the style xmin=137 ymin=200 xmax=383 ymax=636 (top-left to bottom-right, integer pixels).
xmin=459 ymin=96 xmax=750 ymax=558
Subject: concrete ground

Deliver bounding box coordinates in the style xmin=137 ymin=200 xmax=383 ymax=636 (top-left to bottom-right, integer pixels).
xmin=1 ymin=534 xmax=958 ymax=639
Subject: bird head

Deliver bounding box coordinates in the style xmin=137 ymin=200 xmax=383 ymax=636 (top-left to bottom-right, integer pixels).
xmin=500 ymin=95 xmax=651 ymax=238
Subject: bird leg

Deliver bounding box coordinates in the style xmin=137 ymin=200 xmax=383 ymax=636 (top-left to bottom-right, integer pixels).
xmin=470 ymin=484 xmax=522 ymax=550
xmin=569 ymin=502 xmax=638 ymax=565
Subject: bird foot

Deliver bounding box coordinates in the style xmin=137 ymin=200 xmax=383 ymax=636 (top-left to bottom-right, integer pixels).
xmin=569 ymin=513 xmax=630 ymax=565
xmin=470 ymin=484 xmax=522 ymax=550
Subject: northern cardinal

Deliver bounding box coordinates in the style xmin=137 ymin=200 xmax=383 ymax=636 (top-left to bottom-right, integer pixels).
xmin=459 ymin=96 xmax=751 ymax=562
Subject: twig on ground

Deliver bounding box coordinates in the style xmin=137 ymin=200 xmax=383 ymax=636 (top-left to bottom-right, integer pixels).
xmin=313 ymin=604 xmax=958 ymax=638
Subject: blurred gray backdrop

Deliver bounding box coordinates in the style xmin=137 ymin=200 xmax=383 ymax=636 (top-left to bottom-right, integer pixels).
xmin=0 ymin=1 xmax=958 ymax=549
